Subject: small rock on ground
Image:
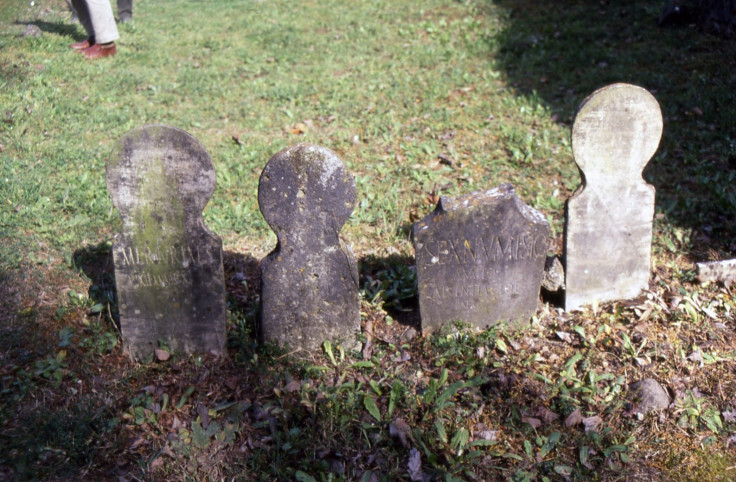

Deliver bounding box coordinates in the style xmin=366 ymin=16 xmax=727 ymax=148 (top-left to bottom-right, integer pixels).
xmin=22 ymin=25 xmax=42 ymax=38
xmin=629 ymin=378 xmax=670 ymax=414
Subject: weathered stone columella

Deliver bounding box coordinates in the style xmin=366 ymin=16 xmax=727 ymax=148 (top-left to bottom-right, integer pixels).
xmin=564 ymin=83 xmax=663 ymax=311
xmin=258 ymin=144 xmax=360 ymax=352
xmin=107 ymin=125 xmax=226 ymax=360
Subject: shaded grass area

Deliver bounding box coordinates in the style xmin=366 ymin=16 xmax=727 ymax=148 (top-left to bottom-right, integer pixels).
xmin=491 ymin=0 xmax=736 ymax=259
xmin=1 ymin=0 xmax=736 ymax=480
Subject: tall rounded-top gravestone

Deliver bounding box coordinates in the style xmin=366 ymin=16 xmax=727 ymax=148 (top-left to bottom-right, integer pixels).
xmin=564 ymin=84 xmax=663 ymax=311
xmin=258 ymin=144 xmax=360 ymax=353
xmin=106 ymin=125 xmax=226 ymax=360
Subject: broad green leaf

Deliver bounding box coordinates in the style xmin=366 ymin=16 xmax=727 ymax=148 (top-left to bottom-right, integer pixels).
xmin=364 ymin=395 xmax=381 ymax=422
xmin=579 ymin=444 xmax=589 ymax=465
xmin=205 ymin=421 xmax=222 ymax=438
xmin=469 ymin=439 xmax=496 ymax=447
xmin=450 ymin=427 xmax=469 ymax=451
xmin=554 ymin=465 xmax=574 ymax=476
xmin=323 ymin=340 xmax=337 ymax=366
xmin=434 ymin=381 xmax=464 ymax=411
xmin=565 ymin=353 xmax=583 ymax=370
xmin=294 ymin=471 xmax=317 ymax=482
xmin=192 ymin=421 xmax=209 ymax=448
xmin=503 ymin=453 xmax=524 ymax=461
xmin=524 ymin=439 xmax=533 ymax=457
xmin=369 ymin=379 xmax=382 ymax=396
xmin=388 ymin=381 xmax=403 ymax=416
xmin=435 ymin=419 xmax=448 ymax=444
xmin=350 ymin=361 xmax=374 ymax=369
xmin=438 ymin=368 xmax=449 ymax=386
xmin=495 ymin=338 xmax=508 ymax=354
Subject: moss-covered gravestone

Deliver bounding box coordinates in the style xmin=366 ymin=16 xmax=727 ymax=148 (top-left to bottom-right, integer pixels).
xmin=564 ymin=84 xmax=663 ymax=311
xmin=258 ymin=144 xmax=360 ymax=352
xmin=414 ymin=184 xmax=550 ymax=334
xmin=107 ymin=125 xmax=226 ymax=360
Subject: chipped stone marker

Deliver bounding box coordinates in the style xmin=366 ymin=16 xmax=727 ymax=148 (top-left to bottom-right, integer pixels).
xmin=564 ymin=83 xmax=663 ymax=311
xmin=414 ymin=184 xmax=550 ymax=334
xmin=258 ymin=144 xmax=360 ymax=352
xmin=696 ymin=259 xmax=736 ymax=283
xmin=107 ymin=125 xmax=226 ymax=360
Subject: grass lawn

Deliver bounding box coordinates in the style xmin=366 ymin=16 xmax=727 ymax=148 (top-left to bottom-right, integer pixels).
xmin=2 ymin=0 xmax=736 ymax=479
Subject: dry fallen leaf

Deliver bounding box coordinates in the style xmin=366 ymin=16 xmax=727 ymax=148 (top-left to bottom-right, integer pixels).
xmin=154 ymin=348 xmax=170 ymax=361
xmin=536 ymin=406 xmax=560 ymax=424
xmin=522 ymin=417 xmax=542 ymax=429
xmin=564 ymin=409 xmax=583 ymax=428
xmin=389 ymin=418 xmax=411 ymax=448
xmin=290 ymin=122 xmax=308 ymax=135
xmin=723 ymin=410 xmax=736 ymax=423
xmin=478 ymin=430 xmax=498 ymax=441
xmin=197 ymin=403 xmax=210 ymax=429
xmin=407 ymin=448 xmax=422 ymax=481
xmin=687 ymin=350 xmax=704 ymax=366
xmin=582 ymin=415 xmax=602 ymax=432
xmin=437 ymin=153 xmax=458 ymax=169
xmin=130 ymin=436 xmax=146 ymax=449
xmin=285 ymin=380 xmax=301 ymax=393
xmin=556 ymin=331 xmax=574 ymax=344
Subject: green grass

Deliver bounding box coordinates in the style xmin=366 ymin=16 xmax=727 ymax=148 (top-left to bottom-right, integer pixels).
xmin=2 ymin=0 xmax=736 ymax=480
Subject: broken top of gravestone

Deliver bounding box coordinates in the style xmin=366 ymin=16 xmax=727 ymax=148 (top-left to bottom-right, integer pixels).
xmin=258 ymin=144 xmax=359 ymax=352
xmin=414 ymin=184 xmax=550 ymax=334
xmin=565 ymin=83 xmax=663 ymax=311
xmin=696 ymin=258 xmax=736 ymax=284
xmin=106 ymin=125 xmax=226 ymax=360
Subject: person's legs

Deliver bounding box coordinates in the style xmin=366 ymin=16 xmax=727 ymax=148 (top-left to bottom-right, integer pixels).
xmin=86 ymin=0 xmax=119 ymax=44
xmin=117 ymin=0 xmax=132 ymax=23
xmin=79 ymin=0 xmax=119 ymax=58
xmin=70 ymin=0 xmax=94 ymax=44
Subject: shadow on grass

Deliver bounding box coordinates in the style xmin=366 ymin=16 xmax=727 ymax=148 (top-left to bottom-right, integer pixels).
xmin=2 ymin=398 xmax=119 ymax=480
xmin=487 ymin=0 xmax=736 ymax=258
xmin=15 ymin=20 xmax=83 ymax=40
xmin=72 ymin=242 xmax=118 ymax=330
xmin=223 ymin=250 xmax=261 ymax=358
xmin=359 ymin=253 xmax=420 ymax=331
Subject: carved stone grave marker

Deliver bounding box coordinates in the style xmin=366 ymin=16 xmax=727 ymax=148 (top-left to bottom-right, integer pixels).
xmin=107 ymin=125 xmax=226 ymax=360
xmin=564 ymin=84 xmax=663 ymax=311
xmin=258 ymin=144 xmax=360 ymax=352
xmin=414 ymin=184 xmax=550 ymax=333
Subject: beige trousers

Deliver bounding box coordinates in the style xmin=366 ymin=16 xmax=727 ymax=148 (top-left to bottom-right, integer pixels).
xmin=71 ymin=0 xmax=119 ymax=44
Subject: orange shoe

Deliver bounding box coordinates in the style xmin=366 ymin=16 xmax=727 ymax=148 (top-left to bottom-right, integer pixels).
xmin=70 ymin=37 xmax=93 ymax=50
xmin=83 ymin=42 xmax=117 ymax=59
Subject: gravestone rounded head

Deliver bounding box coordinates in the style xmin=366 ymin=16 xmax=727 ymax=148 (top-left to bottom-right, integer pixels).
xmin=107 ymin=125 xmax=216 ymax=223
xmin=258 ymin=144 xmax=357 ymax=239
xmin=572 ymin=83 xmax=663 ymax=185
